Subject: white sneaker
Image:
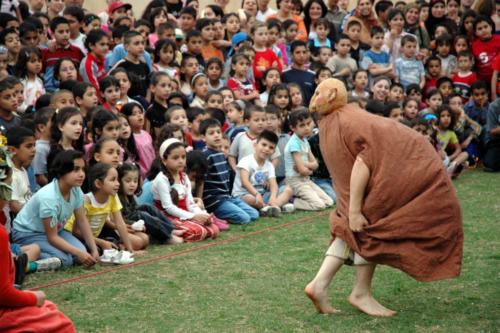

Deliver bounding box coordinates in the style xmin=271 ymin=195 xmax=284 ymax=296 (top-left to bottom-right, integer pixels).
xmin=260 ymin=206 xmax=281 ymax=217
xmin=282 ymin=203 xmax=295 ymax=213
xmin=35 ymin=257 xmax=62 ymax=271
xmin=100 ymin=249 xmax=119 ymax=264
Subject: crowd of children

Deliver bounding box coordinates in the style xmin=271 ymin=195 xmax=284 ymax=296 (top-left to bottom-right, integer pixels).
xmin=0 ymin=0 xmax=499 ymax=329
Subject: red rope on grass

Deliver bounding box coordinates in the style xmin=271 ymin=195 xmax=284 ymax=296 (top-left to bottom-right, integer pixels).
xmin=30 ymin=211 xmax=330 ymax=291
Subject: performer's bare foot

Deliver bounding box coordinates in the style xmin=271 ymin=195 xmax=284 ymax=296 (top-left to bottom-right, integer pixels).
xmin=305 ymin=281 xmax=341 ymax=314
xmin=348 ymin=292 xmax=397 ymax=317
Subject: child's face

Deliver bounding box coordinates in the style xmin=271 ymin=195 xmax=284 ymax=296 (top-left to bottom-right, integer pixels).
xmin=152 ymin=76 xmax=172 ymax=101
xmin=427 ymin=93 xmax=443 ymax=110
xmin=427 ymin=60 xmax=441 ymax=77
xmin=10 ymin=136 xmax=36 ymax=167
xmin=316 ymin=69 xmax=333 ymax=84
xmin=190 ymin=113 xmax=210 ymax=135
xmin=292 ymin=46 xmax=309 ymax=65
xmin=475 ymin=21 xmax=492 ymax=40
xmin=161 ymin=28 xmax=176 ymax=42
xmin=388 ymin=87 xmax=403 ymax=103
xmin=221 ymin=89 xmax=234 ymax=107
xmin=438 ymin=110 xmax=452 ymax=129
xmin=225 ymin=16 xmax=241 ymax=34
xmin=371 ymin=33 xmax=384 ymax=48
xmin=0 ymin=53 xmax=8 ymax=74
xmin=266 ymin=113 xmax=281 ymax=132
xmin=402 ymin=41 xmax=417 ymax=58
xmin=53 ymin=23 xmax=71 ymax=47
xmin=243 ymin=50 xmax=255 ymax=64
xmin=22 ymin=30 xmax=39 ymax=48
xmin=471 ymin=88 xmax=488 ymax=106
xmin=434 ymin=26 xmax=448 ymax=38
xmin=60 ymin=114 xmax=83 ymax=142
xmin=346 ymin=24 xmax=361 ymax=42
xmin=463 ymin=16 xmax=474 ymax=33
xmin=193 ymin=76 xmax=209 ymax=98
xmin=80 ymin=87 xmax=98 ymax=109
xmin=206 ymin=94 xmax=223 ymax=109
xmin=454 ymin=39 xmax=468 ymax=54
xmin=388 ymin=14 xmax=405 ymax=31
xmin=220 ymin=137 xmax=230 ymax=157
xmin=252 ymin=26 xmax=268 ymax=46
xmin=182 ymin=58 xmax=199 ymax=78
xmin=254 ymin=138 xmax=276 ymax=160
xmin=246 ymin=111 xmax=267 ymax=135
xmin=101 ymin=119 xmax=121 ymax=141
xmin=187 ymin=36 xmax=203 ymax=54
xmin=119 ymin=116 xmax=131 ymax=139
xmin=26 ymin=54 xmax=42 ymax=75
xmin=448 ymin=96 xmax=463 ymax=113
xmin=285 ymin=24 xmax=298 ymax=41
xmin=213 ymin=21 xmax=224 ymax=40
xmin=53 ymin=92 xmax=75 ymax=109
xmin=58 ymin=60 xmax=77 ymax=81
xmin=14 ymin=83 xmax=24 ymax=107
xmin=353 ymin=71 xmax=368 ymax=89
xmin=160 ymin=45 xmax=175 ymax=66
xmin=84 ymin=18 xmax=101 ymax=34
xmin=203 ymin=125 xmax=223 ymax=149
xmin=264 ymin=70 xmax=281 ymax=89
xmin=128 ymin=106 xmax=145 ymax=130
xmin=95 ymin=140 xmax=121 ymax=169
xmin=291 ymin=117 xmax=313 ymax=138
xmin=121 ymin=170 xmax=139 ymax=196
xmin=179 ymin=14 xmax=196 ymax=32
xmin=61 ymin=158 xmax=85 ymax=188
xmin=290 ymin=86 xmax=303 ymax=107
xmin=438 ymin=81 xmax=453 ymax=98
xmin=126 ymin=35 xmax=145 ymax=57
xmin=232 ymin=58 xmax=250 ymax=76
xmin=436 ymin=43 xmax=450 ymax=57
xmin=206 ymin=62 xmax=222 ymax=81
xmin=336 ymin=38 xmax=351 ymax=56
xmin=267 ymin=26 xmax=280 ymax=45
xmin=316 ymin=24 xmax=329 ymax=40
xmin=272 ymin=89 xmax=290 ymax=110
xmin=389 ymin=107 xmax=404 ymax=122
xmin=103 ymin=85 xmax=120 ymax=106
xmin=408 ymin=90 xmax=422 ymax=103
xmin=91 ymin=36 xmax=110 ymax=58
xmin=63 ymin=14 xmax=81 ymax=36
xmin=114 ymin=72 xmax=131 ymax=97
xmin=135 ymin=24 xmax=151 ymax=41
xmin=431 ymin=2 xmax=445 ymax=18
xmin=457 ymin=56 xmax=472 ymax=72
xmin=420 ymin=6 xmax=429 ymax=21
xmin=201 ymin=24 xmax=215 ymax=42
xmin=153 ymin=11 xmax=168 ymax=28
xmin=404 ymin=100 xmax=419 ymax=119
xmin=227 ymin=105 xmax=243 ymax=123
xmin=371 ymin=79 xmax=390 ymax=101
xmin=318 ymin=48 xmax=332 ymax=64
xmin=4 ymin=32 xmax=21 ymax=54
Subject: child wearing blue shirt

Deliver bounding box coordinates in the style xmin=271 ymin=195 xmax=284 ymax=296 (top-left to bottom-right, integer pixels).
xmin=394 ymin=35 xmax=426 ymax=90
xmin=12 ymin=150 xmax=98 ymax=268
xmin=284 ymin=110 xmax=333 ymax=211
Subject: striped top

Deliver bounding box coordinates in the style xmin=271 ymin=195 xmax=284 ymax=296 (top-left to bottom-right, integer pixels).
xmin=202 ymin=147 xmax=231 ymax=210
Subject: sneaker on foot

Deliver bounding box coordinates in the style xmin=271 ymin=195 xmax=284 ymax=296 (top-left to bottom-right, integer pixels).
xmin=282 ymin=203 xmax=295 ymax=213
xmin=35 ymin=257 xmax=62 ymax=272
xmin=260 ymin=206 xmax=272 ymax=216
xmin=269 ymin=206 xmax=281 ymax=217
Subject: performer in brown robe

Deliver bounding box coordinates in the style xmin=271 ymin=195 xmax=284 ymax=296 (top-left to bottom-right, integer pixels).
xmin=304 ymin=79 xmax=463 ymax=316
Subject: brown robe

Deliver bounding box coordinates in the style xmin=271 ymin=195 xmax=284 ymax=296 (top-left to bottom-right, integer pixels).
xmin=319 ymin=104 xmax=463 ymax=282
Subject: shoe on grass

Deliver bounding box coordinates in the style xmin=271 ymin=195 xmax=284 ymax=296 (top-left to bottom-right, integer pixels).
xmin=282 ymin=203 xmax=295 ymax=213
xmin=35 ymin=257 xmax=62 ymax=272
xmin=261 ymin=206 xmax=281 ymax=217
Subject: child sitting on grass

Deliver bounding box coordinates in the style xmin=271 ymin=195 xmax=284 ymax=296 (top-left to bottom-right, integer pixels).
xmin=284 ymin=110 xmax=333 ymax=211
xmin=232 ymin=130 xmax=295 ymax=217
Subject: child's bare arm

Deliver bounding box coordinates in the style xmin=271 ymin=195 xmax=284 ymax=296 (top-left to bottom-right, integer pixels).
xmin=240 ymin=169 xmax=259 ymax=196
xmin=306 ymin=151 xmax=318 ymax=170
xmin=9 ymin=201 xmax=22 ymax=214
xmin=111 ymin=211 xmax=134 ymax=252
xmin=228 ymin=155 xmax=237 ymax=171
xmin=419 ymin=75 xmax=426 ymax=90
xmin=492 ymin=70 xmax=498 ymax=101
xmin=74 ymin=207 xmax=99 ymax=258
xmin=267 ymin=177 xmax=279 ymax=202
xmin=271 ymin=158 xmax=280 ymax=170
xmin=368 ymin=64 xmax=392 ymax=76
xmin=292 ymin=152 xmax=313 ymax=176
xmin=448 ymin=144 xmax=462 ymax=161
xmin=348 ymin=156 xmax=371 ymax=232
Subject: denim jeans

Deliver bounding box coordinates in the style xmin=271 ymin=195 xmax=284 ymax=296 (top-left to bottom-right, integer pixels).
xmin=311 ymin=177 xmax=337 ymax=203
xmin=213 ymin=197 xmax=259 ymax=225
xmin=11 ymin=229 xmax=86 ymax=267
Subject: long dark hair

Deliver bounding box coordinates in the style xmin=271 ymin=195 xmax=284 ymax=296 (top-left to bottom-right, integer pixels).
xmin=117 ymin=162 xmax=141 ymax=198
xmin=303 ymin=0 xmax=328 ymax=34
xmin=15 ymin=47 xmax=43 ymax=79
xmin=119 ymin=103 xmax=141 ymax=162
xmin=160 ymin=140 xmax=185 ymax=185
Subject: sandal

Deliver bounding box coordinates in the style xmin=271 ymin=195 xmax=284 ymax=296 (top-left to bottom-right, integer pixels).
xmin=100 ymin=249 xmax=135 ymax=265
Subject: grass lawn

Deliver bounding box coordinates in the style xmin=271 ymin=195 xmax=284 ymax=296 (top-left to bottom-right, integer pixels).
xmin=25 ymin=170 xmax=500 ymax=333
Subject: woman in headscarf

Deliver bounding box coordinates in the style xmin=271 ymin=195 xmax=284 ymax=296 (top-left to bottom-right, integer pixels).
xmin=425 ymin=0 xmax=457 ymax=41
xmin=405 ymin=2 xmax=431 ymax=51
xmin=341 ymin=0 xmax=381 ymax=45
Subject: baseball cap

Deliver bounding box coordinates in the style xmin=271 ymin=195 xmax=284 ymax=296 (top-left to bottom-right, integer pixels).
xmin=108 ymin=2 xmax=132 ymax=15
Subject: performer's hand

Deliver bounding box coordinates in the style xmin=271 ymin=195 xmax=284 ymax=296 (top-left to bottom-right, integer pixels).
xmin=348 ymin=212 xmax=368 ymax=232
xmin=34 ymin=290 xmax=46 ymax=307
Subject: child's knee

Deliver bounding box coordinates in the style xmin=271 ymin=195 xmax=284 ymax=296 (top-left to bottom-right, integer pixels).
xmin=60 ymin=253 xmax=75 ymax=267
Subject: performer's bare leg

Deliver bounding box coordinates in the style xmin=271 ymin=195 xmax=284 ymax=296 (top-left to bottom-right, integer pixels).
xmin=305 ymin=256 xmax=344 ymax=314
xmin=348 ymin=264 xmax=397 ymax=317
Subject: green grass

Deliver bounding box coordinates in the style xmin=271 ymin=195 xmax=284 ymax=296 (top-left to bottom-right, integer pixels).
xmin=25 ymin=170 xmax=500 ymax=333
